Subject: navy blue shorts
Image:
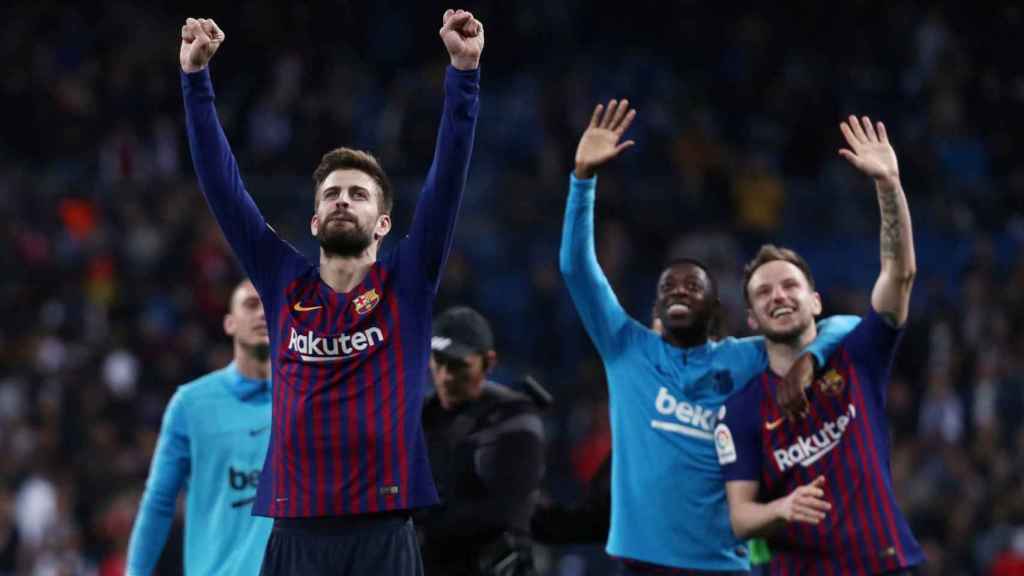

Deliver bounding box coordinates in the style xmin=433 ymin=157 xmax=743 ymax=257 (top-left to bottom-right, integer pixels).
xmin=259 ymin=512 xmax=423 ymax=576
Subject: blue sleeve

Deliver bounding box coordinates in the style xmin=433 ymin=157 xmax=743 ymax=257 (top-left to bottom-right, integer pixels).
xmin=126 ymin=390 xmax=191 ymax=576
xmin=804 ymin=315 xmax=861 ymax=367
xmin=181 ymin=68 xmax=303 ymax=294
xmin=399 ymin=66 xmax=480 ymax=294
xmin=558 ymin=174 xmax=632 ymax=358
xmin=717 ymin=385 xmax=762 ymax=482
xmin=838 ymin=309 xmax=902 ymax=406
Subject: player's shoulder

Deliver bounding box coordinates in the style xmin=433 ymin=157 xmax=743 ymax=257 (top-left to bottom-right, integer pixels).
xmin=723 ymin=372 xmax=766 ymax=417
xmin=174 ymin=366 xmax=235 ymax=405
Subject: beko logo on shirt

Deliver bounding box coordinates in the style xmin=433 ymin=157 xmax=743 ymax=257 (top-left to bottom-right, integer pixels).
xmin=774 ymin=403 xmax=857 ymax=471
xmin=650 ymin=387 xmax=716 ymax=441
xmin=287 ymin=326 xmax=384 ymax=362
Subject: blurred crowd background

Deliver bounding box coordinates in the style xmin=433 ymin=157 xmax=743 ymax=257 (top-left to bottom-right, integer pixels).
xmin=2 ymin=1 xmax=1023 ymax=574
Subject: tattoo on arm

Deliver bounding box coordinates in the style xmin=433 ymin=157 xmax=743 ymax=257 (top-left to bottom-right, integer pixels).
xmin=879 ymin=188 xmax=900 ymax=260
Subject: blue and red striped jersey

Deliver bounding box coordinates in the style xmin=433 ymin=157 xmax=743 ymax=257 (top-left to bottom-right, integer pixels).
xmin=181 ymin=65 xmax=480 ymax=517
xmin=717 ymin=310 xmax=924 ymax=574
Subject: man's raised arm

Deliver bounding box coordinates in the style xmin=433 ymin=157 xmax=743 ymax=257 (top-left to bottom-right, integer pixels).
xmin=558 ymin=100 xmax=637 ymax=356
xmin=839 ymin=115 xmax=916 ymax=327
xmin=405 ymin=9 xmax=483 ymax=293
xmin=179 ymin=18 xmax=292 ymax=288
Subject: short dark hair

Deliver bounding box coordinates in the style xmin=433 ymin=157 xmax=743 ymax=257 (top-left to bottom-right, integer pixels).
xmin=742 ymin=244 xmax=815 ymax=304
xmin=312 ymin=147 xmax=393 ymax=214
xmin=661 ymin=257 xmax=718 ymax=300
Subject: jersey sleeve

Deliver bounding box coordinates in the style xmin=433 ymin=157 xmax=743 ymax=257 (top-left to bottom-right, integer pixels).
xmin=558 ymin=174 xmax=633 ymax=358
xmin=717 ymin=383 xmax=762 ymax=482
xmin=804 ymin=315 xmax=861 ymax=367
xmin=181 ymin=69 xmax=305 ymax=294
xmin=836 ymin=308 xmax=903 ymax=406
xmin=125 ymin=389 xmax=192 ymax=576
xmin=399 ymin=66 xmax=480 ymax=294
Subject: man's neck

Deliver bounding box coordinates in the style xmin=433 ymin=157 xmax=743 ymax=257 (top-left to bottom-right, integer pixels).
xmin=235 ymin=346 xmax=270 ymax=381
xmin=765 ymin=327 xmax=817 ymax=375
xmin=663 ymin=330 xmax=708 ymax=350
xmin=319 ymin=247 xmax=378 ymax=293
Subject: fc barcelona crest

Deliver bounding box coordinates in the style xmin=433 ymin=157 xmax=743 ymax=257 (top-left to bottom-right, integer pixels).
xmin=817 ymin=369 xmax=845 ymax=396
xmin=354 ymin=289 xmax=380 ymax=315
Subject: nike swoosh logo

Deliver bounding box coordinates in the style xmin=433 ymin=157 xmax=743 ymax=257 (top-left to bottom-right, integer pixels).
xmin=765 ymin=418 xmax=784 ymax=431
xmin=249 ymin=425 xmax=270 ymax=436
xmin=293 ymin=302 xmax=323 ymax=312
xmin=231 ymin=496 xmax=257 ymax=508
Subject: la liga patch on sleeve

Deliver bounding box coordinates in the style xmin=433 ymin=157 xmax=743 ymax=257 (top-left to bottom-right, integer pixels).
xmin=715 ymin=423 xmax=736 ymax=465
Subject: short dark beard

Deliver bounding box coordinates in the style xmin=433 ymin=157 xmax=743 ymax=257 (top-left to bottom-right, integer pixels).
xmin=318 ymin=221 xmax=373 ymax=257
xmin=762 ymin=318 xmax=813 ymax=346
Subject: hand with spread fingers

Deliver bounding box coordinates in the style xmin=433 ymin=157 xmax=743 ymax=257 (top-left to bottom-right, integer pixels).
xmin=180 ymin=17 xmax=225 ymax=73
xmin=778 ymin=352 xmax=814 ymax=421
xmin=440 ymin=9 xmax=484 ymax=71
xmin=574 ymin=99 xmax=638 ymax=179
xmin=838 ymin=115 xmax=899 ymax=186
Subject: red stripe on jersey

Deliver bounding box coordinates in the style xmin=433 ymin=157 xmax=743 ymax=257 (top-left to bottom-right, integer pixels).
xmin=346 ymin=298 xmax=362 ymax=513
xmin=272 ymin=298 xmax=292 ymax=516
xmin=844 ymin=350 xmax=906 ymax=566
xmin=362 ymin=269 xmax=381 ymax=513
xmin=829 ymin=359 xmax=883 ymax=574
xmin=309 ymin=303 xmax=328 ymax=516
xmin=815 ymin=382 xmax=865 ymax=574
xmin=371 ymin=269 xmax=395 ymax=510
xmin=385 ymin=273 xmax=409 ymax=508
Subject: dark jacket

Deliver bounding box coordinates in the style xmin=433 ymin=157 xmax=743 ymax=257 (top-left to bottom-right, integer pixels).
xmin=418 ymin=382 xmax=545 ymax=576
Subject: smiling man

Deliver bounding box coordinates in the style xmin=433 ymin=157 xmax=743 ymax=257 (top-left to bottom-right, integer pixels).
xmin=717 ymin=116 xmax=923 ymax=574
xmin=559 ymin=99 xmax=859 ymax=574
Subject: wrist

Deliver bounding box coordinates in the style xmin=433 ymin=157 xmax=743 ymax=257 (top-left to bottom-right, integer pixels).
xmin=874 ymin=173 xmax=901 ymax=192
xmin=574 ymin=163 xmax=595 ymax=180
xmin=450 ymin=56 xmax=479 ymax=71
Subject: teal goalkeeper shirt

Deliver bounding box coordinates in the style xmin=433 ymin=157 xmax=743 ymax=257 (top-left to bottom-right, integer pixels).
xmin=559 ymin=174 xmax=859 ymax=571
xmin=126 ymin=363 xmax=272 ymax=576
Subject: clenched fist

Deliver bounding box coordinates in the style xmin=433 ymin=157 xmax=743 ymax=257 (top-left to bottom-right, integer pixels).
xmin=440 ymin=9 xmax=484 ymax=71
xmin=180 ymin=18 xmax=225 ymax=74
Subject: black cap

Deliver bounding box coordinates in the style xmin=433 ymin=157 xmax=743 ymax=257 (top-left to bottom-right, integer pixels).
xmin=431 ymin=306 xmax=494 ymax=360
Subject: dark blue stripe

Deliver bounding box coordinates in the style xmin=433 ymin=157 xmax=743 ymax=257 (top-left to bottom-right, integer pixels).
xmin=384 ymin=272 xmax=402 ymax=509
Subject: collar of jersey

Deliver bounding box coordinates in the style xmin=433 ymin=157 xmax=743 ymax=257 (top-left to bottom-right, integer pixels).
xmin=224 ymin=362 xmax=271 ymax=403
xmin=663 ymin=339 xmax=713 ymax=358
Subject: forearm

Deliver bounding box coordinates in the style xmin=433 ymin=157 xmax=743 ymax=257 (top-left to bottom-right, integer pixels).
xmin=558 ymin=174 xmax=630 ymax=353
xmin=805 ymin=315 xmax=861 ymax=366
xmin=730 ymin=497 xmax=784 ymax=540
xmin=409 ymin=66 xmax=480 ymax=289
xmin=125 ymin=492 xmax=177 ymax=576
xmin=871 ymin=177 xmax=916 ymax=324
xmin=181 ymin=69 xmax=268 ymax=273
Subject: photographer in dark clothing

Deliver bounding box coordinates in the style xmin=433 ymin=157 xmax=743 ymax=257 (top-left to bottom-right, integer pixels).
xmin=418 ymin=307 xmax=546 ymax=576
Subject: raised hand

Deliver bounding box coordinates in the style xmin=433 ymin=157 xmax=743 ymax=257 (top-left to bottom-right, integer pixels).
xmin=180 ymin=18 xmax=225 ymax=73
xmin=776 ymin=476 xmax=830 ymax=525
xmin=839 ymin=115 xmax=899 ymax=185
xmin=574 ymin=99 xmax=637 ymax=179
xmin=440 ymin=9 xmax=484 ymax=71
xmin=777 ymin=352 xmax=813 ymax=421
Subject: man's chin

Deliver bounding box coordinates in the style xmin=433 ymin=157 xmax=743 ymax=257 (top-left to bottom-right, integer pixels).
xmin=319 ymin=232 xmax=372 ymax=257
xmin=763 ymin=322 xmax=811 ymax=345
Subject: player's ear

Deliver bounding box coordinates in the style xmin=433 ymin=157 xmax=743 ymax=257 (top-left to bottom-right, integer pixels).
xmin=224 ymin=313 xmax=237 ymax=337
xmin=811 ymin=291 xmax=823 ymax=317
xmin=746 ymin=308 xmax=759 ymax=332
xmin=374 ymin=213 xmax=392 ymax=240
xmin=310 ymin=213 xmax=321 ymax=237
